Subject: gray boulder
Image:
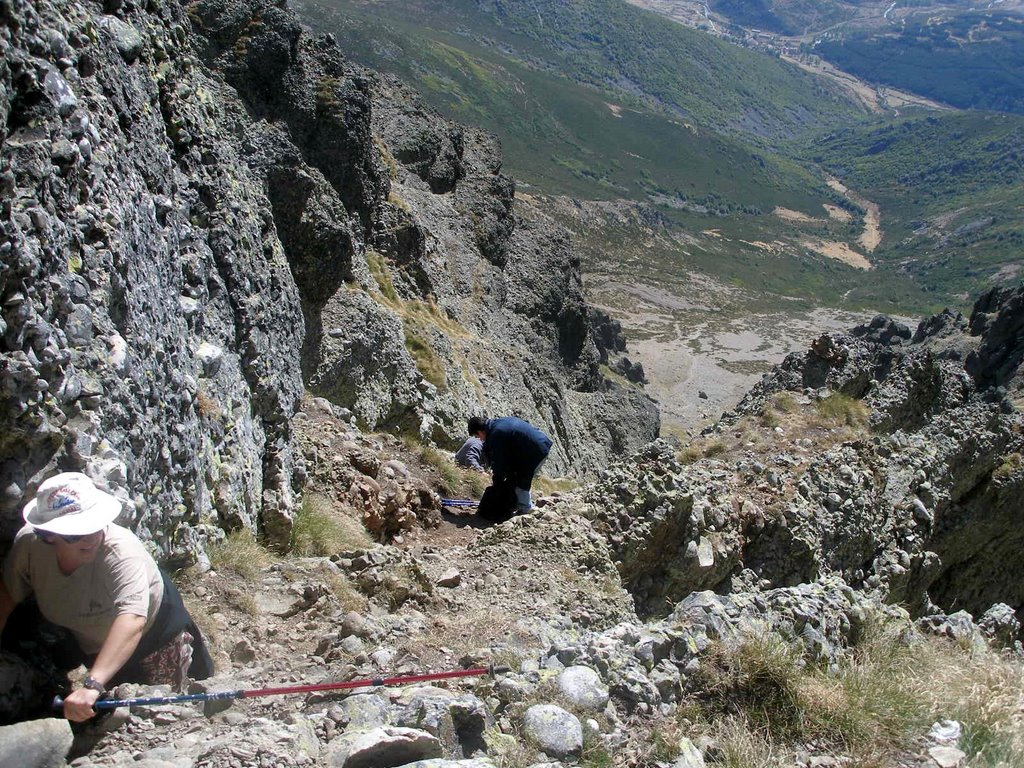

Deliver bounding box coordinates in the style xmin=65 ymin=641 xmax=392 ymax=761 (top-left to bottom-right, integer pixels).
xmin=327 ymin=726 xmax=443 ymax=768
xmin=522 ymin=705 xmax=582 ymax=760
xmin=0 ymin=718 xmax=73 ymax=768
xmin=557 ymin=666 xmax=609 ymax=712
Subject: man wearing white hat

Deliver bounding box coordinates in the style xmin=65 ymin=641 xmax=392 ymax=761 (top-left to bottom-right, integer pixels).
xmin=0 ymin=472 xmax=212 ymax=722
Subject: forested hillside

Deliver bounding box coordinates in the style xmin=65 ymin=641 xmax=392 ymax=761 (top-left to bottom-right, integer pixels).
xmin=813 ymin=111 xmax=1024 ymax=298
xmin=814 ymin=12 xmax=1024 ymax=114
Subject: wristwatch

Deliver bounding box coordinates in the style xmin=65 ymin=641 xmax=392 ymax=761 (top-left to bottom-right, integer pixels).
xmin=83 ymin=675 xmax=106 ymax=695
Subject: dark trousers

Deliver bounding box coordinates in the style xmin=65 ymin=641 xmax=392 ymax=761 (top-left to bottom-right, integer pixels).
xmin=1 ymin=575 xmax=213 ymax=701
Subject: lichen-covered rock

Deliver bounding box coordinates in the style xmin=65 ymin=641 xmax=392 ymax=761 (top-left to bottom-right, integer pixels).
xmin=557 ymin=666 xmax=609 ymax=712
xmin=978 ymin=603 xmax=1023 ymax=652
xmin=1 ymin=0 xmax=307 ymax=555
xmin=394 ymin=687 xmax=491 ymax=757
xmin=522 ymin=705 xmax=582 ymax=760
xmin=0 ymin=0 xmax=658 ymax=562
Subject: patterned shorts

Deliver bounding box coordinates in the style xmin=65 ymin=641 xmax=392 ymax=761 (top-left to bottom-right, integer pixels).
xmin=139 ymin=630 xmax=195 ymax=692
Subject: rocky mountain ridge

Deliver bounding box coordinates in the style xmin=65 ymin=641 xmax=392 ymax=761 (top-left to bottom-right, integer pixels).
xmin=4 ymin=287 xmax=1024 ymax=766
xmin=0 ymin=0 xmax=658 ymax=560
xmin=4 ymin=0 xmax=1024 ymax=765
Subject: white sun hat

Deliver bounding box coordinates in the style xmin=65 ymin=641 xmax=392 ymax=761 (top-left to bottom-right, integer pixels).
xmin=23 ymin=472 xmax=122 ymax=536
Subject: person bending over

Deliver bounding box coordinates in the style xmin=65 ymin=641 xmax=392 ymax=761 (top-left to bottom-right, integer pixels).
xmin=453 ymin=435 xmax=489 ymax=472
xmin=0 ymin=472 xmax=213 ymax=722
xmin=468 ymin=415 xmax=552 ymax=514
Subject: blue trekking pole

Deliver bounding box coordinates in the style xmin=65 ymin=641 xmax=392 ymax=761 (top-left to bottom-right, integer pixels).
xmin=441 ymin=498 xmax=478 ymax=507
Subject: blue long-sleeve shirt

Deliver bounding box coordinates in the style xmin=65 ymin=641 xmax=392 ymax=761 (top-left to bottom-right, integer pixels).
xmin=483 ymin=417 xmax=552 ymax=485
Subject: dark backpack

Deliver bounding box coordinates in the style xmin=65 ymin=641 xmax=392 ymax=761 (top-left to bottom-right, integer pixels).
xmin=477 ymin=479 xmax=517 ymax=522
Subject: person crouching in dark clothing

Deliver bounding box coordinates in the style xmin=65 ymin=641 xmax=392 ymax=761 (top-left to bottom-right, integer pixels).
xmin=453 ymin=435 xmax=488 ymax=472
xmin=0 ymin=472 xmax=213 ymax=723
xmin=468 ymin=415 xmax=553 ymax=513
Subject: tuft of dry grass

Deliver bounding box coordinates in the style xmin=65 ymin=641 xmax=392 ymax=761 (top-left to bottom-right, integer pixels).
xmin=194 ymin=389 xmax=221 ymax=421
xmin=464 ymin=469 xmax=488 ymax=498
xmin=993 ymin=452 xmax=1022 ymax=482
xmin=533 ymin=475 xmax=579 ymax=495
xmin=906 ymin=636 xmax=1024 ymax=766
xmin=814 ymin=392 xmax=871 ymax=429
xmin=677 ymin=620 xmax=1024 ymax=768
xmin=704 ymin=440 xmax=728 ymax=458
xmin=374 ymin=136 xmax=399 ymax=179
xmin=181 ymin=597 xmax=224 ymax=661
xmin=325 ymin=571 xmax=368 ymax=614
xmin=404 ymin=328 xmax=447 ymax=391
xmin=772 ymin=391 xmax=800 ymax=413
xmin=713 ymin=717 xmax=781 ymax=768
xmin=290 ymin=493 xmax=373 ymax=557
xmin=208 ymin=529 xmax=273 ymax=581
xmin=403 ymin=436 xmax=462 ymax=494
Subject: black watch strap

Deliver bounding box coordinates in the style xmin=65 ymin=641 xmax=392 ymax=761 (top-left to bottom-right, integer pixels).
xmin=83 ymin=675 xmax=106 ymax=695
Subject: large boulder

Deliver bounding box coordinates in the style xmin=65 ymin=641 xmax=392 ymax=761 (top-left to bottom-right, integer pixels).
xmin=0 ymin=719 xmax=73 ymax=768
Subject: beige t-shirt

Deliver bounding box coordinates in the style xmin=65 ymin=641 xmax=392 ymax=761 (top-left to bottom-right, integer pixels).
xmin=3 ymin=523 xmax=164 ymax=654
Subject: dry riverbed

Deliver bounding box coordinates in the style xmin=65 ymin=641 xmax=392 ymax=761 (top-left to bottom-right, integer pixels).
xmin=587 ymin=274 xmax=903 ymax=435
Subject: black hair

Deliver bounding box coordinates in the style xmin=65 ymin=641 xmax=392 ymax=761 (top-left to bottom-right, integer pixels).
xmin=467 ymin=416 xmax=488 ymax=435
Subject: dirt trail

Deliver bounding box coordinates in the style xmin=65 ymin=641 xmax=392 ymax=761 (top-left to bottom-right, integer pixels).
xmin=828 ymin=176 xmax=882 ymax=252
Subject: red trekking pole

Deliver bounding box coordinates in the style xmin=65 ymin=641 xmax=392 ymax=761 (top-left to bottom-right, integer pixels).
xmin=54 ymin=665 xmax=509 ymax=712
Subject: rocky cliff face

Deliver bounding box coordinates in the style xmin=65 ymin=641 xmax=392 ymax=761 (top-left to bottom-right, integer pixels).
xmin=0 ymin=0 xmax=658 ymax=559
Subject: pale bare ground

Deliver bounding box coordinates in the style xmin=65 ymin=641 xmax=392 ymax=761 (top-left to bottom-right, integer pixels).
xmin=827 ymin=176 xmax=883 ymax=253
xmin=773 ymin=207 xmax=875 ymax=268
xmin=605 ymin=102 xmax=623 ymax=117
xmin=859 ymin=202 xmax=882 ymax=252
xmin=783 ymin=53 xmax=885 ymax=112
xmin=801 ymin=238 xmax=873 ymax=270
xmin=773 ymin=206 xmax=822 ymax=224
xmin=741 ymin=240 xmax=786 ymax=255
xmin=823 ymin=204 xmax=852 ymax=222
xmin=585 ymin=273 xmax=904 ymax=434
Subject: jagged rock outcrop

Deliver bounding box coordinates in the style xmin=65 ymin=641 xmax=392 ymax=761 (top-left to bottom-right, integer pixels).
xmin=0 ymin=0 xmax=657 ymax=558
xmin=722 ymin=290 xmax=1024 ymax=622
xmin=187 ymin=0 xmax=659 ymax=474
xmin=555 ymin=289 xmax=1024 ymax=629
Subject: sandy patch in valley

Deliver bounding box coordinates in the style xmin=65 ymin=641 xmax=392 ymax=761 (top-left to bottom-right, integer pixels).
xmin=773 ymin=207 xmax=822 ymax=224
xmin=624 ymin=306 xmax=890 ymax=434
xmin=823 ymin=204 xmax=852 ymax=222
xmin=742 ymin=240 xmax=786 ymax=255
xmin=586 ymin=273 xmax=908 ymax=435
xmin=801 ymin=238 xmax=873 ymax=270
xmin=827 ymin=176 xmax=882 ymax=253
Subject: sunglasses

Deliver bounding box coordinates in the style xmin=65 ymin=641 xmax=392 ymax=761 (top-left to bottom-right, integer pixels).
xmin=34 ymin=531 xmax=91 ymax=544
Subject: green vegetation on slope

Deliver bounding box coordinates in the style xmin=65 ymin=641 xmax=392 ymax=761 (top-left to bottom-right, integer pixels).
xmin=304 ymin=0 xmax=866 ymax=140
xmin=298 ymin=0 xmax=830 ymax=209
xmin=296 ymin=0 xmax=1024 ymax=315
xmin=712 ymin=0 xmax=861 ymax=36
xmin=812 ymin=110 xmax=1024 ymax=302
xmin=814 ymin=12 xmax=1024 ymax=114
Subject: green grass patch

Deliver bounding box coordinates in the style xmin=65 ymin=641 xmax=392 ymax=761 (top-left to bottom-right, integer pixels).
xmin=814 ymin=392 xmax=870 ymax=429
xmin=208 ymin=529 xmax=274 ymax=581
xmin=677 ymin=619 xmax=1024 ymax=766
xmin=993 ymin=453 xmax=1023 ymax=482
xmin=290 ymin=493 xmax=373 ymax=557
